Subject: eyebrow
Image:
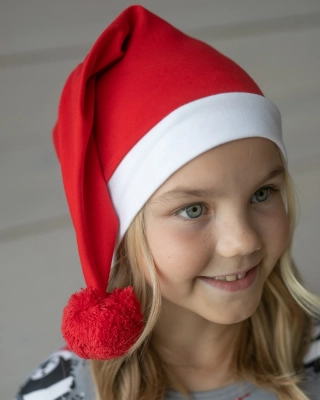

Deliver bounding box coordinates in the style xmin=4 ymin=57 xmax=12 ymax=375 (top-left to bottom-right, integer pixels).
xmin=153 ymin=165 xmax=285 ymax=204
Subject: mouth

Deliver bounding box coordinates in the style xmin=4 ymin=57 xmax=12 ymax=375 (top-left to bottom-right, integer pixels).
xmin=212 ymin=265 xmax=256 ymax=282
xmin=213 ymin=272 xmax=247 ymax=282
xmin=198 ymin=265 xmax=259 ymax=292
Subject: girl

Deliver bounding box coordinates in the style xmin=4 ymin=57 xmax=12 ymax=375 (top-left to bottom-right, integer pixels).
xmin=16 ymin=5 xmax=320 ymax=400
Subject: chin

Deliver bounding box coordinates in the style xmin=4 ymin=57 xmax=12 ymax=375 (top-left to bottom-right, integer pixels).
xmin=203 ymin=300 xmax=261 ymax=325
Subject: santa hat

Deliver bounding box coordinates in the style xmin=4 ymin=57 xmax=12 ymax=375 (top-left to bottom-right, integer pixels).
xmin=53 ymin=5 xmax=286 ymax=360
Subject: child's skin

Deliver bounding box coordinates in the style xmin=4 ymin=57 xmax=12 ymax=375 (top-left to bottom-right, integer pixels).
xmin=143 ymin=137 xmax=290 ymax=391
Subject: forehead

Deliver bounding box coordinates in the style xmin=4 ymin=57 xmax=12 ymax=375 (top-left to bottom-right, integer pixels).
xmin=152 ymin=138 xmax=282 ymax=195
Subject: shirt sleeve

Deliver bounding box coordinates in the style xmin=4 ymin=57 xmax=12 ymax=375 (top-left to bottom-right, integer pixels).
xmin=303 ymin=321 xmax=320 ymax=378
xmin=14 ymin=348 xmax=95 ymax=400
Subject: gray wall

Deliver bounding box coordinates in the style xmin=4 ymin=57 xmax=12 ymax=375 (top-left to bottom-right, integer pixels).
xmin=1 ymin=1 xmax=319 ymax=397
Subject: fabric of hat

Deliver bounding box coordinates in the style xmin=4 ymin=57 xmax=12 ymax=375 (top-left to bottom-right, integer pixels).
xmin=53 ymin=5 xmax=286 ymax=360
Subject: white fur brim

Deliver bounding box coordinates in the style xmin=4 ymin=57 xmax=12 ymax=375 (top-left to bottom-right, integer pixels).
xmin=108 ymin=92 xmax=285 ymax=245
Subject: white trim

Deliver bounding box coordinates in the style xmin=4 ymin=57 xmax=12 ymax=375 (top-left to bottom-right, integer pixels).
xmin=108 ymin=92 xmax=285 ymax=245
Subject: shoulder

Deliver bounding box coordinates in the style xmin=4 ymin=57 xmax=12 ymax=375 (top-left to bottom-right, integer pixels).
xmin=15 ymin=348 xmax=95 ymax=400
xmin=301 ymin=321 xmax=320 ymax=399
xmin=14 ymin=324 xmax=320 ymax=400
xmin=303 ymin=321 xmax=320 ymax=378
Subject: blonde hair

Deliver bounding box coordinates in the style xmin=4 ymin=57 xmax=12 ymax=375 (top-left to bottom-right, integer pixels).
xmin=90 ymin=152 xmax=320 ymax=400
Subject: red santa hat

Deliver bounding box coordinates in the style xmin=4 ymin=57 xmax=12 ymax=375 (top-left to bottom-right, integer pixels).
xmin=53 ymin=5 xmax=287 ymax=360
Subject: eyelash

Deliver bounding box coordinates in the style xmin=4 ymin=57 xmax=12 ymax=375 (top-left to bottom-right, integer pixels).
xmin=251 ymin=185 xmax=279 ymax=204
xmin=174 ymin=185 xmax=279 ymax=221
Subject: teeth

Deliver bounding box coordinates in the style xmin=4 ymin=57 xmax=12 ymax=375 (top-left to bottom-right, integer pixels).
xmin=214 ymin=272 xmax=247 ymax=281
xmin=214 ymin=276 xmax=227 ymax=281
xmin=225 ymin=275 xmax=237 ymax=281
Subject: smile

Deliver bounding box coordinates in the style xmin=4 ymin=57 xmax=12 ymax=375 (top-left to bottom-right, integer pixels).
xmin=209 ymin=265 xmax=257 ymax=281
xmin=199 ymin=265 xmax=259 ymax=292
xmin=213 ymin=272 xmax=247 ymax=281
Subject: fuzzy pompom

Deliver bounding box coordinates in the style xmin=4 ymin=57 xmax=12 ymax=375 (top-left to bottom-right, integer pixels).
xmin=61 ymin=287 xmax=143 ymax=360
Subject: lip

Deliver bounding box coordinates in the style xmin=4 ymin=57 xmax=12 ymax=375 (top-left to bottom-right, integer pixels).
xmin=209 ymin=265 xmax=257 ymax=278
xmin=198 ymin=264 xmax=259 ymax=292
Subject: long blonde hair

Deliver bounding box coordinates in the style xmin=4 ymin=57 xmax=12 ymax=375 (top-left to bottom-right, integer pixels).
xmin=91 ymin=154 xmax=320 ymax=400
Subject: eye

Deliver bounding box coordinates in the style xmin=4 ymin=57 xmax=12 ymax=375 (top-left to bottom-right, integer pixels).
xmin=178 ymin=204 xmax=204 ymax=219
xmin=251 ymin=187 xmax=276 ymax=203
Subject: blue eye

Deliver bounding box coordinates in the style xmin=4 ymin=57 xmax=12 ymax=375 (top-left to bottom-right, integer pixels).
xmin=178 ymin=204 xmax=204 ymax=219
xmin=251 ymin=187 xmax=273 ymax=203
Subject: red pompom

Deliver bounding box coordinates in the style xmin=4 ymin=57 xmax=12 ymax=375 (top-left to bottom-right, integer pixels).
xmin=61 ymin=287 xmax=143 ymax=360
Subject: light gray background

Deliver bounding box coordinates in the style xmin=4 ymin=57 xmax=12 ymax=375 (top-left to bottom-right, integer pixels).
xmin=1 ymin=1 xmax=319 ymax=398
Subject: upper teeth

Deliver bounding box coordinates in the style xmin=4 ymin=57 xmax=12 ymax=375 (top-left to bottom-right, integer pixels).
xmin=214 ymin=272 xmax=246 ymax=281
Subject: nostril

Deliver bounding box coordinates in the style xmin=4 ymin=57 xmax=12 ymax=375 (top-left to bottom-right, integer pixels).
xmin=216 ymin=228 xmax=261 ymax=258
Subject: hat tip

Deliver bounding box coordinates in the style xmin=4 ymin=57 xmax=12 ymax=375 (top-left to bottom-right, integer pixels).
xmin=62 ymin=286 xmax=143 ymax=359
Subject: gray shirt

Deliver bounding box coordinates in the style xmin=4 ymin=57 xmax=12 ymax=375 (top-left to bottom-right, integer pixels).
xmin=15 ymin=325 xmax=320 ymax=400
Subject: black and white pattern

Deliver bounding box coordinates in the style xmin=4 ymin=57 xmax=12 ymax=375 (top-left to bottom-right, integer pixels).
xmin=303 ymin=323 xmax=320 ymax=379
xmin=15 ymin=323 xmax=320 ymax=400
xmin=15 ymin=349 xmax=93 ymax=400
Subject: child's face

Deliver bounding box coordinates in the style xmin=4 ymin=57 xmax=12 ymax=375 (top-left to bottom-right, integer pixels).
xmin=144 ymin=137 xmax=290 ymax=325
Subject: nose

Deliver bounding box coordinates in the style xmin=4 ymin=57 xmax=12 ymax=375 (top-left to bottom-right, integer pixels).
xmin=215 ymin=212 xmax=262 ymax=258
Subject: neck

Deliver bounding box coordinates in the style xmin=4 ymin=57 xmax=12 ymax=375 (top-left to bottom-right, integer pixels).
xmin=152 ymin=298 xmax=241 ymax=392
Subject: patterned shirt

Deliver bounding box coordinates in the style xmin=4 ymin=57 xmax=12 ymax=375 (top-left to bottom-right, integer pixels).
xmin=15 ymin=324 xmax=320 ymax=400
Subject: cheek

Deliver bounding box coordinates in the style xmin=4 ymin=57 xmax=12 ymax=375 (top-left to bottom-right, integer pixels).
xmin=260 ymin=203 xmax=290 ymax=260
xmin=146 ymin=219 xmax=211 ymax=282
